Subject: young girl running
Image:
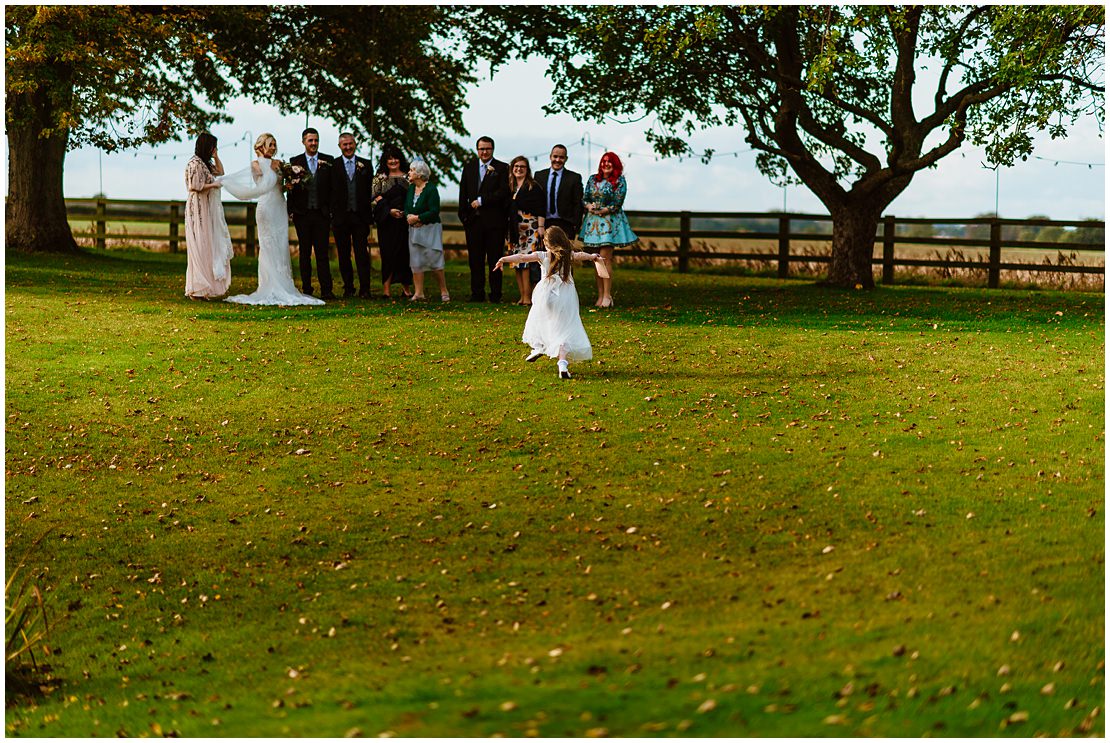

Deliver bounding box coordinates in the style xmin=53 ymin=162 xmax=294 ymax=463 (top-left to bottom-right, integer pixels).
xmin=494 ymin=226 xmax=608 ymax=379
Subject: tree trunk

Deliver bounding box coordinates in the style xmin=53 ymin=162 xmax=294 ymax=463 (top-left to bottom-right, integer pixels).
xmin=824 ymin=204 xmax=882 ymax=289
xmin=6 ymin=88 xmax=79 ymax=254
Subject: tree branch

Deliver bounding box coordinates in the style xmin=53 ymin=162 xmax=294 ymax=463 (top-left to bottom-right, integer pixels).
xmin=935 ymin=6 xmax=991 ymax=109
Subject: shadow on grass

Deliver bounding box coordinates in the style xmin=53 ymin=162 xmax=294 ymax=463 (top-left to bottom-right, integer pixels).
xmin=7 ymin=247 xmax=1103 ymax=333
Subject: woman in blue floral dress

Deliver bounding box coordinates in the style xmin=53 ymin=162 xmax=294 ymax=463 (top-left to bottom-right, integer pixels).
xmin=580 ymin=152 xmax=636 ymax=307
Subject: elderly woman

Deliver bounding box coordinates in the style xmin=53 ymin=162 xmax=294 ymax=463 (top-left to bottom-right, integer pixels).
xmin=184 ymin=132 xmax=232 ymax=299
xmin=404 ymin=160 xmax=450 ymax=302
xmin=372 ymin=145 xmax=414 ymax=299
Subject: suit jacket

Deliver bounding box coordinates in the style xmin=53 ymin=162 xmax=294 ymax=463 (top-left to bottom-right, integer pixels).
xmin=330 ymin=155 xmax=375 ymax=223
xmin=457 ymin=157 xmax=510 ymax=229
xmin=534 ymin=167 xmax=584 ymax=235
xmin=287 ymin=152 xmax=334 ymax=216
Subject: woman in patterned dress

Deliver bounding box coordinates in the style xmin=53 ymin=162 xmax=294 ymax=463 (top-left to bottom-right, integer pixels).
xmin=580 ymin=152 xmax=637 ymax=308
xmin=183 ymin=132 xmax=232 ymax=299
xmin=506 ymin=156 xmax=546 ymax=306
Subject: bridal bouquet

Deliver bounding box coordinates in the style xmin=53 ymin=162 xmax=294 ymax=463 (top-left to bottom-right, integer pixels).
xmin=281 ymin=163 xmax=312 ymax=191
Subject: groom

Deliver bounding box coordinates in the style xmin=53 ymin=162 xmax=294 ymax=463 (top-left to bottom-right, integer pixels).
xmin=329 ymin=132 xmax=375 ymax=298
xmin=287 ymin=127 xmax=335 ymax=299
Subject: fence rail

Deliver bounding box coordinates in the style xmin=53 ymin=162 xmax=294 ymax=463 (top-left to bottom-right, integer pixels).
xmin=65 ymin=198 xmax=1104 ymax=289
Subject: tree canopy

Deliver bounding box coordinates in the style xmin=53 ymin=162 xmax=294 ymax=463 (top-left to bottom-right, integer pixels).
xmin=536 ymin=5 xmax=1105 ymax=287
xmin=5 ymin=5 xmax=516 ymax=252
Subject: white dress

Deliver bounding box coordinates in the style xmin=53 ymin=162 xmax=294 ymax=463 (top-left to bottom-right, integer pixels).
xmin=521 ymin=252 xmax=593 ymax=361
xmin=219 ymin=158 xmax=325 ymax=306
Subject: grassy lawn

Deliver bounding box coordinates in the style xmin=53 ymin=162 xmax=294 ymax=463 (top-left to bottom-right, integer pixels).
xmin=5 ymin=248 xmax=1104 ymax=737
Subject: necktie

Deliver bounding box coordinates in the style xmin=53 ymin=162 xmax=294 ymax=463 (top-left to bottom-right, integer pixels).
xmin=549 ymin=171 xmax=558 ymax=215
xmin=346 ymin=158 xmax=354 ymax=179
xmin=479 ymin=162 xmax=487 ymax=183
xmin=309 ymin=156 xmax=317 ymax=175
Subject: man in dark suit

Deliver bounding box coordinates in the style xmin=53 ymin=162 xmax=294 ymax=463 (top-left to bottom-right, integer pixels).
xmin=287 ymin=127 xmax=335 ymax=299
xmin=329 ymin=132 xmax=375 ymax=298
xmin=534 ymin=143 xmax=584 ymax=240
xmin=457 ymin=136 xmax=510 ymax=302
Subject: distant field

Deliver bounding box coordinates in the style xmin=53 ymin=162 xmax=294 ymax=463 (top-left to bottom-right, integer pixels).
xmin=68 ymin=216 xmax=1103 ymax=293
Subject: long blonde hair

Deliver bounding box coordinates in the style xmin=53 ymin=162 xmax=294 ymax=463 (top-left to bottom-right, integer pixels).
xmin=544 ymin=226 xmax=574 ymax=283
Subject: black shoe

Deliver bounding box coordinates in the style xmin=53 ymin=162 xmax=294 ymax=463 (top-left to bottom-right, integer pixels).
xmin=468 ymin=295 xmax=485 ymax=302
xmin=343 ymin=290 xmax=355 ymax=298
xmin=302 ymin=287 xmax=315 ymax=297
xmin=358 ymin=291 xmax=371 ymax=299
xmin=559 ymin=369 xmax=572 ymax=380
xmin=489 ymin=296 xmax=502 ymax=304
xmin=526 ymin=351 xmax=543 ymax=363
xmin=320 ymin=291 xmax=337 ymax=300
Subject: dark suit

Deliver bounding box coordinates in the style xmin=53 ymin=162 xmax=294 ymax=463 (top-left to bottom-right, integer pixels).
xmin=287 ymin=152 xmax=334 ymax=297
xmin=457 ymin=157 xmax=510 ymax=301
xmin=330 ymin=155 xmax=375 ymax=296
xmin=534 ymin=167 xmax=584 ymax=239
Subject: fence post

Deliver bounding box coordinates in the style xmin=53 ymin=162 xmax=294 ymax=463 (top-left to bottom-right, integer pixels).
xmin=882 ymin=215 xmax=895 ymax=284
xmin=168 ymin=202 xmax=181 ymax=253
xmin=988 ymin=218 xmax=1001 ymax=288
xmin=777 ymin=215 xmax=791 ymax=278
xmin=678 ymin=211 xmax=691 ymax=273
xmin=95 ymin=197 xmax=107 ymax=250
xmin=245 ymin=203 xmax=257 ymax=257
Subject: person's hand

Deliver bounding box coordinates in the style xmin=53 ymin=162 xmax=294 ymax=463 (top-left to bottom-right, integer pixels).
xmin=390 ymin=208 xmax=403 ymax=219
xmin=406 ymin=214 xmax=420 ymax=226
xmin=470 ymin=199 xmax=480 ymax=210
xmin=493 ymin=258 xmax=505 ymax=272
xmin=251 ymin=161 xmax=262 ymax=178
xmin=271 ymin=159 xmax=283 ymax=173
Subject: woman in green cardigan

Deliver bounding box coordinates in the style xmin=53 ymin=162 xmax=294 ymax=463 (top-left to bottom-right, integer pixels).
xmin=404 ymin=160 xmax=450 ymax=302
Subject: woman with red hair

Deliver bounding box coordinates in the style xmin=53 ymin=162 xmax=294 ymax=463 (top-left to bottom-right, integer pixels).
xmin=580 ymin=152 xmax=636 ymax=307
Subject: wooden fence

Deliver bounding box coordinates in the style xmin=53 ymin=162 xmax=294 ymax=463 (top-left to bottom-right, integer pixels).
xmin=65 ymin=198 xmax=1104 ymax=289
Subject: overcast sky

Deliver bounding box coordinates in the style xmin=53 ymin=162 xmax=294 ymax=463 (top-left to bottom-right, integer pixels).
xmin=59 ymin=57 xmax=1105 ymax=220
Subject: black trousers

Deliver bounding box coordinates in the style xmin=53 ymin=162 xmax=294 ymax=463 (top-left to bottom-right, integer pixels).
xmin=332 ymin=214 xmax=372 ymax=295
xmin=292 ymin=210 xmax=333 ymax=295
xmin=464 ymin=220 xmax=505 ymax=301
xmin=546 ymin=217 xmax=579 ymax=241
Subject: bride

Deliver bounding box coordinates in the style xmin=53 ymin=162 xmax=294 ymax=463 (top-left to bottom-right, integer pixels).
xmin=220 ymin=133 xmax=325 ymax=306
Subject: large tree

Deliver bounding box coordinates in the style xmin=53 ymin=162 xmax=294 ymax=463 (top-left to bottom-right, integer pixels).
xmin=537 ymin=5 xmax=1104 ymax=288
xmin=5 ymin=5 xmax=513 ymax=254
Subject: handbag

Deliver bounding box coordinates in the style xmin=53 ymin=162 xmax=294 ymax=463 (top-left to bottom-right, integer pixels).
xmin=410 ymin=222 xmax=443 ymax=252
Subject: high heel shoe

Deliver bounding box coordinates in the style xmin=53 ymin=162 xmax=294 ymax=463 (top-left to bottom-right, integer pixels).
xmin=600 ymin=297 xmax=613 ymax=308
xmin=441 ymin=293 xmax=451 ymax=303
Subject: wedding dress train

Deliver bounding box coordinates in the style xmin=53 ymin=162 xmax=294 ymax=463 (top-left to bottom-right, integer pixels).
xmin=220 ymin=158 xmax=325 ymax=306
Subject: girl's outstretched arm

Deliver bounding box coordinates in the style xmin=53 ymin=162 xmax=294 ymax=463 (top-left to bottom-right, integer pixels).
xmin=494 ymin=252 xmax=542 ymax=271
xmin=572 ymin=251 xmax=603 ymax=263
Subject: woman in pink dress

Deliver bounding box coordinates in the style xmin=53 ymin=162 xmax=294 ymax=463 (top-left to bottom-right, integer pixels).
xmin=184 ymin=132 xmax=233 ymax=299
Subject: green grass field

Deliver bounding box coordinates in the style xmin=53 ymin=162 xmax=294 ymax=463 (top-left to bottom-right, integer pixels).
xmin=5 ymin=248 xmax=1104 ymax=737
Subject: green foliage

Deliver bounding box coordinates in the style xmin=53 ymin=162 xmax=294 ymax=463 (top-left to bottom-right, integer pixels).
xmin=5 ymin=536 xmax=54 ymax=698
xmin=4 ymin=249 xmax=1104 ymax=736
xmin=4 ymin=6 xmax=522 ymax=174
xmin=538 ymin=6 xmax=1104 ymax=201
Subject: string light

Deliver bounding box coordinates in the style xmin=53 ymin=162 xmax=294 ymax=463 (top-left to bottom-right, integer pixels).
xmin=1032 ymin=155 xmax=1103 ymax=167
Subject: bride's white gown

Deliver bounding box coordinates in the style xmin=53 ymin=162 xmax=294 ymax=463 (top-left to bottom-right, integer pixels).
xmin=219 ymin=157 xmax=325 ymax=306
